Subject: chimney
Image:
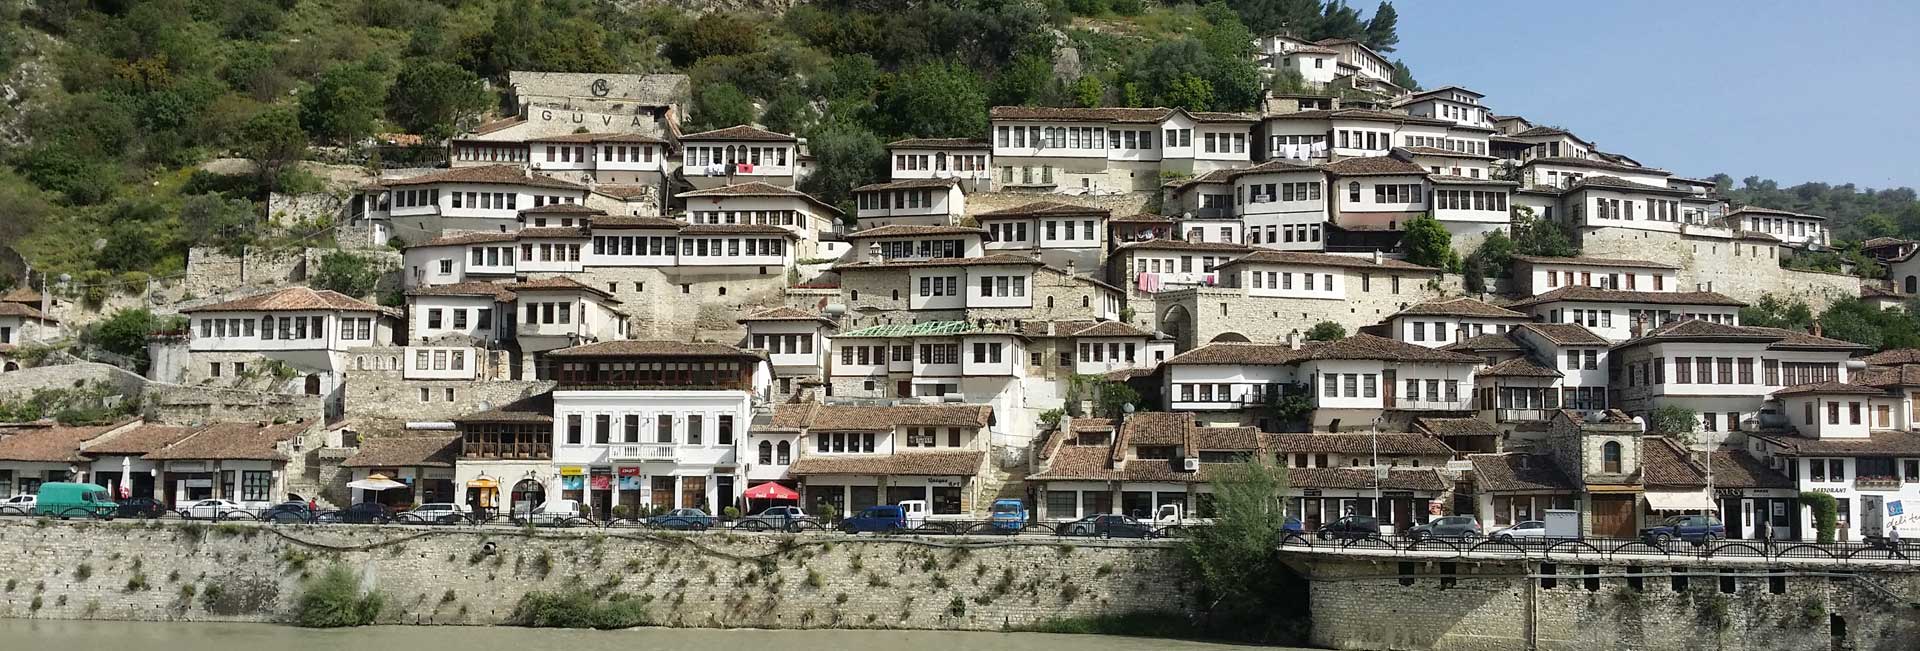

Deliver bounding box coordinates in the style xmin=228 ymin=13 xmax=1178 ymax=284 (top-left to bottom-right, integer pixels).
xmin=1812 ymin=319 xmax=1823 ymax=338
xmin=1630 ymin=313 xmax=1647 ymax=338
xmin=1454 ymin=326 xmax=1467 ymax=342
xmin=866 ymin=242 xmax=882 ymax=263
xmin=1372 ymin=249 xmax=1383 ymax=265
xmin=1286 ymin=329 xmax=1301 ymax=350
xmin=1065 ymin=259 xmax=1077 ymax=276
xmin=1046 ymin=321 xmax=1057 ymax=337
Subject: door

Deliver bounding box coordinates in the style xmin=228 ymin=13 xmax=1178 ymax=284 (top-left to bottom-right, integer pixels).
xmin=681 ymin=476 xmax=708 ymax=512
xmin=1382 ymin=370 xmax=1397 ymax=407
xmin=1860 ymin=496 xmax=1884 ymax=537
xmin=1392 ymin=498 xmax=1414 ymax=531
xmin=1591 ymin=495 xmax=1636 ymax=538
xmin=1722 ymin=497 xmax=1745 ymax=540
xmin=651 ymin=476 xmax=675 ymax=510
xmin=895 ymin=381 xmax=911 ymax=398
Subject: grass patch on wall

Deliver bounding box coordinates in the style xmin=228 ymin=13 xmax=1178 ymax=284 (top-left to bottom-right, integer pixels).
xmin=508 ymin=591 xmax=652 ymax=629
xmin=291 ymin=566 xmax=384 ymax=628
xmin=1016 ymin=612 xmax=1202 ymax=638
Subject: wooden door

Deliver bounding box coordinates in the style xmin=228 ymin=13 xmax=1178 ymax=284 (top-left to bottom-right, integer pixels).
xmin=896 ymin=381 xmax=911 ymax=398
xmin=1592 ymin=495 xmax=1636 ymax=538
xmin=1382 ymin=370 xmax=1397 ymax=407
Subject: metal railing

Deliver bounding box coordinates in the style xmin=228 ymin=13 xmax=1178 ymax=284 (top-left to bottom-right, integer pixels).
xmin=1275 ymin=532 xmax=1920 ymax=565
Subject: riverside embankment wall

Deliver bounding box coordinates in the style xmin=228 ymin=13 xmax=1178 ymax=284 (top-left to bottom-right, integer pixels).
xmin=0 ymin=519 xmax=1191 ymax=630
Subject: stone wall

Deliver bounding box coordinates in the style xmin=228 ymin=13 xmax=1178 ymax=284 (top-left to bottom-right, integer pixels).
xmin=1303 ymin=555 xmax=1920 ymax=651
xmin=1578 ymin=228 xmax=1860 ymax=311
xmin=0 ymin=519 xmax=1191 ymax=630
xmin=1157 ymin=270 xmax=1450 ymax=350
xmin=543 ymin=266 xmax=791 ymax=343
xmin=141 ymin=384 xmax=324 ymax=426
xmin=341 ymin=350 xmax=552 ymax=422
xmin=0 ymin=361 xmax=147 ymax=402
xmin=267 ymin=192 xmax=349 ymax=228
xmin=966 ymin=191 xmax=1154 ymax=219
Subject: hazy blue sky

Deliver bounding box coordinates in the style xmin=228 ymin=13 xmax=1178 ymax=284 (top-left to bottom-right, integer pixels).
xmin=1390 ymin=0 xmax=1918 ymax=189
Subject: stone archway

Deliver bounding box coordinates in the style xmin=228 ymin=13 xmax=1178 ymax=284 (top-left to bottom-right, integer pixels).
xmin=1210 ymin=332 xmax=1252 ymax=343
xmin=304 ymin=374 xmax=322 ymax=395
xmin=510 ymin=479 xmax=546 ymax=518
xmin=1161 ymin=304 xmax=1194 ymax=352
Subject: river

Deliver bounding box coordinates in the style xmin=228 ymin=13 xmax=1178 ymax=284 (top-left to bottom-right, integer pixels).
xmin=0 ymin=619 xmax=1304 ymax=650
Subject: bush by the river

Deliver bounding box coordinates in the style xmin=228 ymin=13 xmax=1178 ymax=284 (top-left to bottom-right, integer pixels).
xmin=508 ymin=591 xmax=652 ymax=629
xmin=292 ymin=566 xmax=384 ymax=628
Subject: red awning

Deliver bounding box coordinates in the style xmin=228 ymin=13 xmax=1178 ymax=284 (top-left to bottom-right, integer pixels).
xmin=743 ymin=482 xmax=798 ymax=500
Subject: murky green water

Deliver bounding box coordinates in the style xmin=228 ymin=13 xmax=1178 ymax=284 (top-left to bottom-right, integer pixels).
xmin=0 ymin=619 xmax=1301 ymax=650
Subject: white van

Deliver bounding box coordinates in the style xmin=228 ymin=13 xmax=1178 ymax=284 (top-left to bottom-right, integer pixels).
xmin=518 ymin=499 xmax=581 ymax=526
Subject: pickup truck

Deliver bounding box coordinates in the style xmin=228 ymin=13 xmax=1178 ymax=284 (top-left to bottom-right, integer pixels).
xmin=897 ymin=500 xmax=974 ymax=532
xmin=898 ymin=498 xmax=1028 ymax=533
xmin=985 ymin=498 xmax=1028 ymax=532
xmin=1153 ymin=503 xmax=1212 ymax=526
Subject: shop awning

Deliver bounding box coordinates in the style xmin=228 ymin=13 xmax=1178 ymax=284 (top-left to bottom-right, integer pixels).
xmin=744 ymin=482 xmax=799 ymax=500
xmin=466 ymin=478 xmax=498 ymax=489
xmin=1645 ymin=490 xmax=1717 ymax=511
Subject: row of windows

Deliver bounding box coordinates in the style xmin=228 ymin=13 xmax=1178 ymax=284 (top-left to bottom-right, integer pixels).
xmin=1402 ymin=135 xmax=1487 ymax=156
xmin=594 ymin=236 xmax=675 ymax=257
xmin=903 ymin=427 xmax=967 ymax=448
xmin=454 ymin=145 xmax=529 ymax=162
xmin=392 ymin=188 xmax=437 ymax=208
xmin=1248 ymin=222 xmax=1323 ymax=245
xmin=564 ymin=413 xmax=735 ymax=446
xmin=1241 ymin=181 xmax=1321 ymax=204
xmin=1543 ymin=269 xmax=1665 ymax=291
xmin=424 ymin=307 xmax=491 ymax=331
xmin=977 ymin=275 xmax=1028 ymax=298
xmin=1336 ymin=129 xmax=1393 ymax=151
xmin=470 ymin=245 xmax=516 ymax=267
xmin=689 ymin=210 xmax=802 ymax=227
xmin=553 ymin=361 xmax=748 ymax=387
xmin=1078 ymin=342 xmax=1138 ymax=363
xmin=1625 ymin=357 xmax=1837 ymax=387
xmin=1434 ymin=189 xmax=1508 ymax=212
xmin=1177 ymin=382 xmax=1287 ymax=403
xmin=857 ymin=189 xmax=937 ymax=210
xmin=415 ymin=349 xmax=467 ymax=371
xmin=895 ymin=154 xmax=987 ymax=172
xmin=1747 ymin=217 xmax=1819 ymax=238
xmin=200 ymin=316 xmax=372 ymax=341
xmin=878 ymin=239 xmax=963 ymax=259
xmin=1250 ymin=271 xmax=1335 ymax=291
xmin=680 ymin=237 xmax=788 ymax=258
xmin=684 ymin=145 xmax=789 ymax=168
xmin=751 ymin=334 xmax=813 ymax=355
xmin=522 ymin=242 xmax=582 ymax=263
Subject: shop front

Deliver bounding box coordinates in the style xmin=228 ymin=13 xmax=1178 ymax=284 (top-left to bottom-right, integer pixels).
xmin=562 ymin=464 xmax=732 ymax=519
xmin=1715 ymin=487 xmax=1798 ymax=540
xmin=453 ymin=461 xmax=553 ymax=518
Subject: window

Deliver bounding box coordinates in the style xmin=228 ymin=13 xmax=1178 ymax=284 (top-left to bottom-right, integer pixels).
xmin=1602 ymin=441 xmax=1622 ymax=473
xmin=657 ymin=415 xmax=674 ymax=443
xmin=241 ymin=471 xmax=272 ymax=502
xmin=566 ymin=415 xmax=583 ymax=445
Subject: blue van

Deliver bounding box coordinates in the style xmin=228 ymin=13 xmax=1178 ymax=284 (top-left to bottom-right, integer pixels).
xmin=839 ymin=505 xmax=907 ymax=533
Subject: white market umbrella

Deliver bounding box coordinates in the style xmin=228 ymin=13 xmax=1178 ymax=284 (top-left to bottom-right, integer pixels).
xmin=347 ymin=474 xmax=407 ymax=492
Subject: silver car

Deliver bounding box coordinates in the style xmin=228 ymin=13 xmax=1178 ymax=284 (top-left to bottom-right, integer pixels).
xmin=736 ymin=506 xmax=814 ymax=531
xmin=1492 ymin=520 xmax=1548 ymax=542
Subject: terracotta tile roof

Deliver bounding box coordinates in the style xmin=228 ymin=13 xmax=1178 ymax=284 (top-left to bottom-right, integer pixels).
xmin=677 ymin=182 xmax=837 ymax=213
xmin=1290 ymin=467 xmax=1447 ymax=491
xmin=1322 ymin=156 xmax=1428 ymax=176
xmin=1164 ymin=169 xmax=1234 ymax=190
xmin=1392 ymin=297 xmax=1525 ymax=319
xmin=1754 ymin=430 xmax=1920 ymax=457
xmin=1522 ymin=156 xmax=1668 ymax=176
xmin=845 ymin=224 xmax=985 ymax=239
xmin=1469 ymin=454 xmax=1575 ymax=492
xmin=591 ymin=216 xmax=684 ymax=229
xmin=1848 ymin=365 xmax=1916 ymax=388
xmin=1265 ymin=108 xmax=1452 ymax=128
xmin=1399 ymin=146 xmax=1496 ymax=161
xmin=1215 ymin=249 xmax=1436 ymax=271
xmin=852 ymin=177 xmax=961 ymax=192
xmin=593 ymin=185 xmax=657 ymax=200
xmin=1191 ymin=426 xmax=1263 ymax=451
xmin=468 ymin=116 xmax=525 ymax=135
xmin=547 ymin=340 xmax=758 ymax=359
xmin=526 ymin=132 xmax=667 ymax=144
xmin=1112 ymin=239 xmax=1254 ymax=254
xmin=515 ymin=226 xmax=589 ymax=239
xmin=1557 ymin=409 xmax=1637 ymax=427
xmin=1746 ymin=326 xmax=1869 ymax=350
xmin=1071 ymin=418 xmax=1116 ymax=433
xmin=1109 ymin=213 xmax=1176 ymax=224
xmin=989 ymin=106 xmax=1174 ymax=123
xmin=0 ymin=422 xmax=126 ymax=462
xmin=413 ymin=231 xmax=518 ymax=247
xmin=520 ymin=203 xmax=604 ymax=215
xmin=144 ymin=422 xmax=306 ymax=461
xmin=1514 ymin=323 xmax=1610 ymax=346
xmin=1706 ymin=451 xmax=1794 ymax=489
xmin=737 ymin=307 xmax=835 ymax=324
xmin=450 ymin=393 xmax=553 ymax=424
xmin=1511 ymin=255 xmax=1679 ymax=270
xmin=679 ymin=125 xmax=796 ymax=141
xmin=82 ymin=424 xmax=197 ymax=456
xmin=888 ymin=137 xmax=990 ymax=149
xmin=340 ymin=435 xmax=462 ymax=468
xmin=1300 ymin=334 xmax=1482 ymax=363
xmin=1119 ymin=412 xmax=1195 ymax=446
xmin=975 ymin=201 xmax=1110 ymax=219
xmin=1614 ymin=321 xmax=1867 ymax=352
xmin=507 ymin=276 xmax=615 ymax=299
xmin=1477 ymin=356 xmax=1562 ymax=378
xmin=1861 ymin=349 xmax=1920 ymax=365
xmin=379 ymin=165 xmax=584 ymax=190
xmin=182 ymin=287 xmax=386 ymax=314
xmin=1163 ymin=343 xmax=1304 ymax=366
xmin=1508 ymin=125 xmax=1584 ymax=142
xmin=1399 ymin=85 xmax=1485 ymax=102
xmin=833 ymin=253 xmax=1045 ymax=271
xmin=678 ymin=223 xmax=799 ymax=236
xmin=1413 ymin=417 xmax=1501 ymax=438
xmin=1440 ymin=333 xmax=1525 ymax=353
xmin=1771 ymin=381 xmax=1884 ymax=397
xmin=1728 ymin=206 xmax=1827 ymax=221
xmin=1506 ymin=286 xmax=1746 ymax=310
xmin=0 ymin=288 xmax=43 ymax=303
xmin=1267 ymin=432 xmax=1452 ymax=456
xmin=787 ymin=451 xmax=984 ymax=476
xmin=1570 ymin=175 xmax=1689 ymax=196
xmin=1640 ymin=438 xmax=1706 ymax=488
xmin=0 ymin=302 xmax=52 ymax=320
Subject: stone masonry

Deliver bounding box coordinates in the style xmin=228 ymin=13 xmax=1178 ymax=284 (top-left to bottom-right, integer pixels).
xmin=1578 ymin=227 xmax=1860 ymax=312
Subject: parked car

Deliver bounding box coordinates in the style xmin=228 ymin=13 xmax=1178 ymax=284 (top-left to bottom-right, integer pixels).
xmin=514 ymin=500 xmax=581 ymax=527
xmin=737 ymin=505 xmax=813 ymax=531
xmin=1409 ymin=515 xmax=1482 ymax=541
xmin=321 ymin=502 xmax=393 ymax=525
xmin=398 ymin=503 xmax=469 ymax=525
xmin=1641 ymin=515 xmax=1725 ymax=544
xmin=115 ymin=497 xmax=168 ymax=519
xmin=986 ymin=498 xmax=1029 ymax=531
xmin=261 ymin=501 xmax=316 ymax=523
xmin=646 ymin=508 xmax=716 ymax=530
xmin=1 ymin=494 xmax=36 ymax=514
xmin=840 ymin=505 xmax=908 ymax=533
xmin=897 ymin=500 xmax=979 ymax=531
xmin=34 ymin=483 xmax=117 ymax=519
xmin=182 ymin=498 xmax=249 ymax=520
xmin=1317 ymin=516 xmax=1382 ymax=541
xmin=1492 ymin=520 xmax=1549 ymax=543
xmin=1282 ymin=516 xmax=1304 ymax=533
xmin=1057 ymin=514 xmax=1155 ymax=539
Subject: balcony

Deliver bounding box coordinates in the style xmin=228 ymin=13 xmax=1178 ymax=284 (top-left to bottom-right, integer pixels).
xmin=1391 ymin=398 xmax=1474 ymax=411
xmin=1855 ymin=476 xmax=1903 ymax=492
xmin=1495 ymin=408 xmax=1553 ymax=423
xmin=611 ymin=444 xmax=678 ymax=462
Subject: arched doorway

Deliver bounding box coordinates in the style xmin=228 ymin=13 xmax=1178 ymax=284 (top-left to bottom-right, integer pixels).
xmin=304 ymin=374 xmax=322 ymax=395
xmin=934 ymin=151 xmax=947 ymax=172
xmin=509 ymin=479 xmax=546 ymax=518
xmin=1210 ymin=332 xmax=1251 ymax=343
xmin=2 ymin=362 xmax=17 ymax=372
xmin=1906 ymin=275 xmax=1916 ymax=294
xmin=1161 ymin=304 xmax=1194 ymax=352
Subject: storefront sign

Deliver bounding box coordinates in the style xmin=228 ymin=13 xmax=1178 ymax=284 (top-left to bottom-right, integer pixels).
xmin=617 ymin=468 xmax=640 ymax=477
xmin=559 ymin=467 xmax=585 ymax=476
xmin=1810 ymin=487 xmax=1848 ymax=494
xmin=590 ymin=474 xmax=612 ymax=491
xmin=538 ymin=109 xmax=653 ymax=129
xmin=561 ymin=476 xmax=583 ymax=490
xmin=1301 ymin=489 xmax=1323 ymax=497
xmin=1382 ymin=490 xmax=1415 ymax=497
xmin=927 ymin=477 xmax=958 ymax=487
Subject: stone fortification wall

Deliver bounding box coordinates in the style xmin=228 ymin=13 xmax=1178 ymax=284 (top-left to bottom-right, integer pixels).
xmin=965 ymin=191 xmax=1153 ymax=219
xmin=141 ymin=384 xmax=323 ymax=426
xmin=1305 ymin=555 xmax=1920 ymax=651
xmin=1578 ymin=228 xmax=1860 ymax=311
xmin=1158 ymin=272 xmax=1451 ymax=349
xmin=545 ymin=267 xmax=790 ymax=343
xmin=0 ymin=519 xmax=1190 ymax=630
xmin=0 ymin=361 xmax=147 ymax=401
xmin=342 ymin=356 xmax=552 ymax=422
xmin=183 ymin=247 xmax=401 ymax=303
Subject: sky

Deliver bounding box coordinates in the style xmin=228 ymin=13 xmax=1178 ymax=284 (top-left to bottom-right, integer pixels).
xmin=1389 ymin=0 xmax=1920 ymax=189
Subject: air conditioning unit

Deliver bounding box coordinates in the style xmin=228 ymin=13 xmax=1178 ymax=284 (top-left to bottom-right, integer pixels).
xmin=1182 ymin=457 xmax=1200 ymax=472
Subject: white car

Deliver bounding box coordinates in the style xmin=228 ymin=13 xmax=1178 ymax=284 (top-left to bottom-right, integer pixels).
xmin=515 ymin=500 xmax=581 ymax=526
xmin=1492 ymin=520 xmax=1548 ymax=542
xmin=397 ymin=502 xmax=470 ymax=524
xmin=1 ymin=495 xmax=35 ymax=513
xmin=184 ymin=499 xmax=250 ymax=520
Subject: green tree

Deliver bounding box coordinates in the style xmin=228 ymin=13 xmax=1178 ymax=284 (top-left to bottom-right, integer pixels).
xmin=1401 ymin=215 xmax=1454 ymax=269
xmin=1068 ymin=75 xmax=1104 ymax=108
xmin=663 ymin=12 xmax=762 ymax=67
xmin=1650 ymin=405 xmax=1698 ymax=445
xmin=298 ymin=64 xmax=387 ymax=145
xmin=470 ymin=0 xmax=617 ymax=77
xmin=84 ymin=308 xmax=157 ymax=368
xmin=1180 ymin=462 xmax=1309 ymax=642
xmin=1162 ymin=75 xmax=1215 ymax=112
xmin=310 ymin=252 xmax=383 ymax=298
xmin=687 ymin=83 xmax=756 ymax=133
xmin=1390 ymin=59 xmax=1420 ymax=91
xmin=385 ymin=61 xmax=488 ymax=140
xmin=179 ymin=194 xmax=259 ymax=256
xmin=1305 ymin=321 xmax=1345 ymax=341
xmin=1315 ymin=1 xmax=1366 ymax=40
xmin=1229 ymin=0 xmax=1322 ymax=35
xmin=759 ymin=92 xmax=817 ymax=137
xmin=992 ymin=52 xmax=1055 ymax=107
xmin=797 ymin=118 xmax=885 ymax=220
xmin=1363 ymin=2 xmax=1399 ymax=52
xmin=237 ymin=107 xmax=306 ymax=194
xmin=1512 ymin=207 xmax=1578 ymax=257
xmin=1740 ymin=294 xmax=1814 ymax=330
xmin=876 ymin=61 xmax=988 ymax=139
xmin=1461 ymin=231 xmax=1514 ymax=293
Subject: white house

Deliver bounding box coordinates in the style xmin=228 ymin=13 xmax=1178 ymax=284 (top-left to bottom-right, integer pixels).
xmin=737 ymin=307 xmax=837 ymax=399
xmin=1394 ymin=86 xmax=1496 ymax=130
xmin=1295 ymin=334 xmax=1482 ymax=429
xmin=1161 ymin=342 xmax=1305 ymax=429
xmin=1255 ymin=35 xmax=1341 ymax=86
xmin=179 ymin=287 xmax=398 ymax=397
xmin=851 ymin=178 xmax=967 ymax=228
xmin=1230 ymin=160 xmax=1330 ymax=251
xmin=361 ymin=165 xmax=588 ymax=242
xmin=679 ymin=125 xmax=802 ymax=189
xmin=766 ymin=403 xmax=998 ymax=516
xmin=1384 ymin=297 xmax=1528 ymax=348
xmin=522 ymin=132 xmax=671 ymax=186
xmin=1511 ymin=255 xmax=1681 ymax=295
xmin=676 ymin=182 xmax=843 ymax=260
xmin=1324 ymin=156 xmax=1430 ymax=232
xmin=509 ymin=277 xmax=628 ymax=379
xmin=843 ymin=225 xmax=987 ymax=262
xmin=989 ymin=106 xmax=1256 ymax=194
xmin=1746 ymin=381 xmax=1920 ymax=541
xmin=1611 ymin=319 xmax=1868 ymax=438
xmin=0 ymin=300 xmax=57 ymax=370
xmin=975 ymin=201 xmax=1109 ymax=271
xmin=1724 ymin=206 xmax=1828 ymax=249
xmin=1507 ymin=287 xmax=1746 ymax=342
xmin=887 ymin=137 xmax=992 ymax=187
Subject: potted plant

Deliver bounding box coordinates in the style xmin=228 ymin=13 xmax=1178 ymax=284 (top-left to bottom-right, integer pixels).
xmin=722 ymin=506 xmax=740 ymax=522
